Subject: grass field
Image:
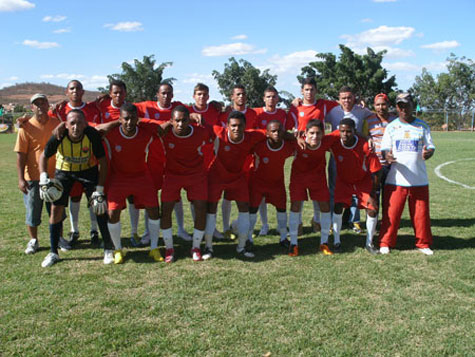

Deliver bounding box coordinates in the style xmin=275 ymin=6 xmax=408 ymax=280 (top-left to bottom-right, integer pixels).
xmin=1 ymin=132 xmax=474 ymax=356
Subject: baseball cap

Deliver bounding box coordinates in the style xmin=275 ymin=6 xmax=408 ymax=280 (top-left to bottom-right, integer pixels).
xmin=374 ymin=93 xmax=389 ymax=103
xmin=396 ymin=92 xmax=413 ymax=104
xmin=30 ymin=93 xmax=47 ymax=104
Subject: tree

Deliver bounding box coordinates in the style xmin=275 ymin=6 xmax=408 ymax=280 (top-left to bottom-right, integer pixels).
xmin=298 ymin=45 xmax=397 ymax=105
xmin=212 ymin=57 xmax=278 ymax=107
xmin=99 ymin=55 xmax=175 ymax=102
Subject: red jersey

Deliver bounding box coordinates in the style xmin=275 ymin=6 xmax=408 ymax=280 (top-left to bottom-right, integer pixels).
xmin=161 ymin=125 xmax=212 ymax=176
xmin=291 ymin=135 xmax=336 ymax=178
xmin=187 ymin=104 xmax=221 ymax=127
xmin=288 ymin=99 xmax=338 ymax=132
xmin=250 ymin=140 xmax=295 ymax=183
xmin=98 ymin=98 xmax=122 ymax=123
xmin=329 ymin=131 xmax=381 ymax=184
xmin=254 ymin=107 xmax=292 ymax=131
xmin=52 ymin=102 xmax=101 ymax=124
xmin=103 ymin=126 xmax=156 ymax=176
xmin=219 ymin=107 xmax=258 ymax=129
xmin=209 ymin=126 xmax=266 ymax=182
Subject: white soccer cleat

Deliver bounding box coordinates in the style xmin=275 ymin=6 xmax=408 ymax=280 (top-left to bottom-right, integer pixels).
xmin=41 ymin=252 xmax=60 ymax=267
xmin=25 ymin=239 xmax=39 ymax=254
xmin=380 ymin=246 xmax=390 ymax=255
xmin=258 ymin=224 xmax=269 ymax=236
xmin=418 ymin=248 xmax=434 ymax=256
xmin=103 ymin=249 xmax=114 ymax=264
xmin=202 ymin=247 xmax=213 ymax=260
xmin=177 ymin=229 xmax=192 ymax=242
xmin=236 ymin=246 xmax=255 ymax=258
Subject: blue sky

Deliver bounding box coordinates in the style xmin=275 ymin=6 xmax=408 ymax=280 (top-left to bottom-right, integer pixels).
xmin=1 ymin=0 xmax=474 ymax=103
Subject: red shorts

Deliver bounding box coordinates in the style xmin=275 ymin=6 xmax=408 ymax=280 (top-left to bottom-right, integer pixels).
xmin=290 ymin=174 xmax=329 ymax=202
xmin=69 ymin=181 xmax=84 ymax=197
xmin=249 ymin=178 xmax=286 ymax=210
xmin=334 ymin=175 xmax=376 ymax=210
xmin=147 ymin=161 xmax=164 ymax=190
xmin=208 ymin=173 xmax=249 ymax=203
xmin=107 ymin=173 xmax=158 ymax=210
xmin=161 ymin=172 xmax=208 ymax=202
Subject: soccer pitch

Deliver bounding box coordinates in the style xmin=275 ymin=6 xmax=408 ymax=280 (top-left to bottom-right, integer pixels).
xmin=1 ymin=132 xmax=474 ymax=356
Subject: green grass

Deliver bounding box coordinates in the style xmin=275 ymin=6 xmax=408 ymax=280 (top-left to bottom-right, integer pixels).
xmin=1 ymin=132 xmax=474 ymax=356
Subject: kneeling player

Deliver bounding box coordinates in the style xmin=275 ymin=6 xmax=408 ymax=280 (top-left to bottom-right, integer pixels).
xmin=39 ymin=110 xmax=114 ymax=267
xmin=330 ymin=118 xmax=381 ymax=254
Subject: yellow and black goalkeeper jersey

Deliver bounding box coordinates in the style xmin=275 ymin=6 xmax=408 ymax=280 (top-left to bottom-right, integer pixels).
xmin=44 ymin=126 xmax=105 ymax=172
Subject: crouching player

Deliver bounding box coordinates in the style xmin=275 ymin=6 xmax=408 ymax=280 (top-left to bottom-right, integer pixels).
xmin=288 ymin=120 xmax=335 ymax=256
xmin=330 ymin=118 xmax=381 ymax=254
xmin=103 ymin=103 xmax=163 ymax=264
xmin=248 ymin=120 xmax=294 ymax=248
xmin=38 ymin=109 xmax=114 ymax=267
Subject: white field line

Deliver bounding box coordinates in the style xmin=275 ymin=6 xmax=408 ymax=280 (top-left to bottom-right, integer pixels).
xmin=434 ymin=158 xmax=475 ymax=189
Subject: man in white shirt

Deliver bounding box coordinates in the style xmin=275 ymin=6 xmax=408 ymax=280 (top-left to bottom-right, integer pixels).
xmin=378 ymin=93 xmax=435 ymax=255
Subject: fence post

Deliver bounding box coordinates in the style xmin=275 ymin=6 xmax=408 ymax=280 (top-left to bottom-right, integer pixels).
xmin=445 ymin=111 xmax=449 ymax=131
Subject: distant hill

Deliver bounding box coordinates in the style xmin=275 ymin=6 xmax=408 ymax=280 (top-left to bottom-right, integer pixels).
xmin=0 ymin=82 xmax=101 ymax=106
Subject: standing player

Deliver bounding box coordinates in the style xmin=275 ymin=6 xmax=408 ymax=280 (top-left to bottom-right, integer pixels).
xmin=135 ymin=82 xmax=191 ymax=243
xmin=38 ymin=110 xmax=114 ymax=267
xmin=248 ymin=120 xmax=295 ymax=248
xmin=329 ymin=118 xmax=382 ymax=255
xmin=379 ymin=93 xmax=435 ymax=255
xmin=103 ymin=103 xmax=163 ymax=264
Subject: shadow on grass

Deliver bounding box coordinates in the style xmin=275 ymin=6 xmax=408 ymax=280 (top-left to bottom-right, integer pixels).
xmin=399 ymin=218 xmax=475 ymax=229
xmin=380 ymin=234 xmax=475 ymax=251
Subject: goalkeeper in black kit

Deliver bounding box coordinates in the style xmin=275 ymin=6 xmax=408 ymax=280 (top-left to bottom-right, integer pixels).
xmin=38 ymin=109 xmax=114 ymax=267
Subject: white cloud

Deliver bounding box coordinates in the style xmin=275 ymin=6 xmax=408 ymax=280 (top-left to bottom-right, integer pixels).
xmin=181 ymin=73 xmax=214 ymax=84
xmin=421 ymin=40 xmax=460 ymax=51
xmin=104 ymin=21 xmax=143 ymax=32
xmin=361 ymin=18 xmax=373 ymax=23
xmin=40 ymin=73 xmax=85 ymax=80
xmin=349 ymin=45 xmax=414 ymax=59
xmin=383 ymin=62 xmax=420 ymax=72
xmin=342 ymin=25 xmax=415 ymax=47
xmin=7 ymin=76 xmax=19 ymax=80
xmin=42 ymin=15 xmax=67 ymax=22
xmin=39 ymin=74 xmax=108 ymax=90
xmin=0 ymin=0 xmax=35 ymax=12
xmin=53 ymin=28 xmax=71 ymax=34
xmin=0 ymin=82 xmax=13 ymax=89
xmin=264 ymin=50 xmax=318 ymax=74
xmin=22 ymin=40 xmax=60 ymax=49
xmin=231 ymin=34 xmax=247 ymax=40
xmin=202 ymin=42 xmax=267 ymax=56
xmin=424 ymin=61 xmax=448 ymax=72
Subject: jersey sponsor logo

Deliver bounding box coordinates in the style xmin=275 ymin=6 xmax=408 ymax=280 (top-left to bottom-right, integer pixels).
xmin=263 ymin=157 xmax=269 ymax=164
xmin=81 ymin=147 xmax=90 ymax=153
xmin=224 ymin=145 xmax=230 ymax=151
xmin=299 ymin=112 xmax=304 ymax=117
xmin=155 ymin=113 xmax=160 ymax=119
xmin=115 ymin=145 xmax=122 ymax=152
xmin=338 ymin=155 xmax=344 ymax=162
xmin=395 ymin=139 xmax=418 ymax=152
xmin=404 ymin=131 xmax=411 ymax=139
xmin=168 ymin=143 xmax=175 ymax=149
xmin=105 ymin=113 xmax=110 ymax=119
xmin=261 ymin=120 xmax=267 ymax=126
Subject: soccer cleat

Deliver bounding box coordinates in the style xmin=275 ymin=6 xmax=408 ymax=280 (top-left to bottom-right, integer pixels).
xmin=258 ymin=224 xmax=269 ymax=236
xmin=103 ymin=250 xmax=114 ymax=264
xmin=319 ymin=244 xmax=333 ymax=256
xmin=280 ymin=238 xmax=290 ymax=249
xmin=213 ymin=229 xmax=224 ymax=240
xmin=202 ymin=247 xmax=213 ymax=260
xmin=365 ymin=244 xmax=380 ymax=255
xmin=380 ymin=246 xmax=390 ymax=255
xmin=297 ymin=223 xmax=303 ymax=236
xmin=140 ymin=232 xmax=150 ymax=246
xmin=41 ymin=252 xmax=60 ymax=267
xmin=68 ymin=231 xmax=80 ymax=246
xmin=191 ymin=248 xmax=202 ymax=261
xmin=114 ymin=249 xmax=125 ymax=264
xmin=25 ymin=239 xmax=39 ymax=254
xmin=165 ymin=248 xmax=175 ymax=263
xmin=149 ymin=248 xmax=164 ymax=262
xmin=223 ymin=229 xmax=236 ymax=241
xmin=90 ymin=230 xmax=100 ymax=247
xmin=130 ymin=233 xmax=140 ymax=247
xmin=333 ymin=243 xmax=342 ymax=253
xmin=418 ymin=248 xmax=434 ymax=256
xmin=352 ymin=222 xmax=363 ymax=234
xmin=59 ymin=237 xmax=72 ymax=252
xmin=236 ymin=246 xmax=255 ymax=258
xmin=288 ymin=244 xmax=299 ymax=257
xmin=312 ymin=220 xmax=321 ymax=233
xmin=178 ymin=229 xmax=192 ymax=242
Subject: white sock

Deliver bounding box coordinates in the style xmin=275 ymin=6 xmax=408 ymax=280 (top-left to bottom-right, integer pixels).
xmin=128 ymin=203 xmax=139 ymax=235
xmin=192 ymin=229 xmax=205 ymax=249
xmin=190 ymin=202 xmax=195 ymax=222
xmin=320 ymin=212 xmax=331 ymax=245
xmin=174 ymin=200 xmax=185 ymax=232
xmin=366 ymin=214 xmax=377 ymax=246
xmin=258 ymin=198 xmax=268 ymax=226
xmin=107 ymin=222 xmax=122 ymax=250
xmin=237 ymin=212 xmax=250 ymax=249
xmin=69 ymin=200 xmax=80 ymax=233
xmin=148 ymin=218 xmax=160 ymax=250
xmin=222 ymin=199 xmax=231 ymax=231
xmin=204 ymin=213 xmax=216 ymax=249
xmin=277 ymin=212 xmax=288 ymax=241
xmin=143 ymin=211 xmax=150 ymax=235
xmin=312 ymin=200 xmax=321 ymax=224
xmin=289 ymin=211 xmax=300 ymax=246
xmin=333 ymin=213 xmax=343 ymax=245
xmin=249 ymin=213 xmax=258 ymax=241
xmin=89 ymin=206 xmax=98 ymax=231
xmin=162 ymin=227 xmax=173 ymax=250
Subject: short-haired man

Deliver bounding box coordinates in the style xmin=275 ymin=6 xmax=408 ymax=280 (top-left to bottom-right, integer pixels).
xmin=379 ymin=93 xmax=435 ymax=255
xmin=14 ymin=94 xmax=61 ymax=254
xmin=39 ymin=110 xmax=114 ymax=267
